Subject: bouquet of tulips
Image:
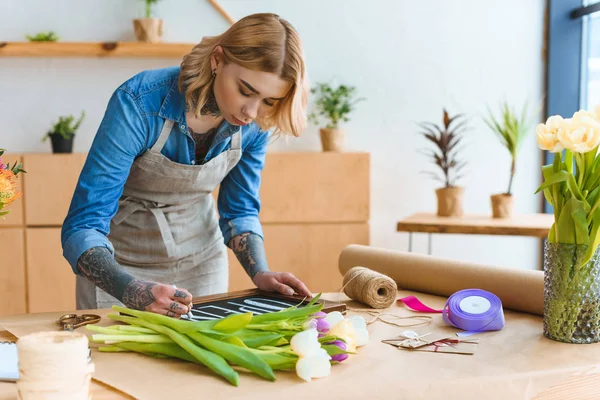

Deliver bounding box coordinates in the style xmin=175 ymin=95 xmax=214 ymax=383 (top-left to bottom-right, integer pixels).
xmin=535 ymin=108 xmax=600 ymax=263
xmin=89 ymin=294 xmax=369 ymax=385
xmin=0 ymin=149 xmax=25 ymax=217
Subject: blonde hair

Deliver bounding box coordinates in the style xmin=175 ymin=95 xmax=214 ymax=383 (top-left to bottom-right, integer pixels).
xmin=178 ymin=13 xmax=309 ymax=137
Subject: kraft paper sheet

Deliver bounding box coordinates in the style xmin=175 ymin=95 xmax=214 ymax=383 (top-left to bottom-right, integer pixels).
xmin=1 ymin=246 xmax=600 ymax=399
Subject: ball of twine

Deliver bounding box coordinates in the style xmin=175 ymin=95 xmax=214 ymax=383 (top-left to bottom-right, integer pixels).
xmin=342 ymin=266 xmax=398 ymax=309
xmin=17 ymin=331 xmax=94 ymax=400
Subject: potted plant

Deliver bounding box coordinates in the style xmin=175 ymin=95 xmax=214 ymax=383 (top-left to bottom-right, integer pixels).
xmin=483 ymin=101 xmax=533 ymax=218
xmin=25 ymin=31 xmax=59 ymax=42
xmin=42 ymin=111 xmax=85 ymax=154
xmin=308 ymin=82 xmax=364 ymax=152
xmin=418 ymin=109 xmax=470 ymax=217
xmin=133 ymin=0 xmax=163 ymax=43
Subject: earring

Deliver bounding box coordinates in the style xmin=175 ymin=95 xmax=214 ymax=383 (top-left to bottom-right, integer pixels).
xmin=212 ymin=69 xmax=216 ymax=77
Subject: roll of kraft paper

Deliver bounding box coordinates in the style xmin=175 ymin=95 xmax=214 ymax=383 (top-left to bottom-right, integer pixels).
xmin=399 ymin=289 xmax=505 ymax=333
xmin=338 ymin=245 xmax=544 ymax=316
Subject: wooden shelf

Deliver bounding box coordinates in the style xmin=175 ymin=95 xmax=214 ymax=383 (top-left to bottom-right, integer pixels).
xmin=0 ymin=41 xmax=195 ymax=58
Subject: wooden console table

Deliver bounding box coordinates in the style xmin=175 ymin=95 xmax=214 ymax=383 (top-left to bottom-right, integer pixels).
xmin=396 ymin=213 xmax=554 ymax=254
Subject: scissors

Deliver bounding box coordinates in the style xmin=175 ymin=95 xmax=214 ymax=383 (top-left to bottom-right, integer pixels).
xmin=59 ymin=314 xmax=101 ymax=331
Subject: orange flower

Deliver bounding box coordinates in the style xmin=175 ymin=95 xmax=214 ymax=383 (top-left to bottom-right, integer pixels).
xmin=0 ymin=169 xmax=20 ymax=207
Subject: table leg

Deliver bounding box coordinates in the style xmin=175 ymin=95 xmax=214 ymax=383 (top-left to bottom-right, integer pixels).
xmin=408 ymin=232 xmax=413 ymax=252
xmin=427 ymin=233 xmax=432 ymax=255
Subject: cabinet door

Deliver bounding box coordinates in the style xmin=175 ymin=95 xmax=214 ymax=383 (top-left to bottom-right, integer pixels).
xmin=0 ymin=153 xmax=24 ymax=226
xmin=23 ymin=153 xmax=87 ymax=226
xmin=0 ymin=228 xmax=26 ymax=316
xmin=26 ymin=228 xmax=76 ymax=313
xmin=228 ymin=223 xmax=370 ymax=292
xmin=259 ymin=153 xmax=370 ymax=223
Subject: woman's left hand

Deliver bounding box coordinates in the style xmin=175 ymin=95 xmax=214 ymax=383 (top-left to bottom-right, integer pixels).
xmin=252 ymin=271 xmax=312 ymax=298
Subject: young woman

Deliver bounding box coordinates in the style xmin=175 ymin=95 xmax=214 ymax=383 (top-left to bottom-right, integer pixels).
xmin=61 ymin=13 xmax=312 ymax=318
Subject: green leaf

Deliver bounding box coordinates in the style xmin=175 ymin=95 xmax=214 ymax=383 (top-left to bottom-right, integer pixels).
xmin=569 ymin=198 xmax=591 ymax=245
xmin=250 ymin=303 xmax=323 ymax=324
xmin=112 ymin=305 xmax=218 ymax=334
xmin=583 ymin=208 xmax=600 ymax=265
xmin=556 ymin=199 xmax=576 ymax=244
xmin=188 ymin=331 xmax=276 ymax=381
xmin=107 ymin=313 xmax=239 ymax=386
xmin=548 ymin=222 xmax=556 ymax=243
xmin=535 ymin=170 xmax=588 ymax=207
xmin=212 ymin=312 xmax=253 ymax=333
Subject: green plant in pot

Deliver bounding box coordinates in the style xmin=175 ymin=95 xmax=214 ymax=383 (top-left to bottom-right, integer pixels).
xmin=418 ymin=109 xmax=470 ymax=217
xmin=133 ymin=0 xmax=163 ymax=43
xmin=308 ymin=82 xmax=364 ymax=152
xmin=42 ymin=111 xmax=85 ymax=154
xmin=483 ymin=101 xmax=534 ymax=218
xmin=25 ymin=31 xmax=59 ymax=42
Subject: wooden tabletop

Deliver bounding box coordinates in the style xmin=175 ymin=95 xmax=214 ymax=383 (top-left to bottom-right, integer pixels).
xmin=1 ymin=295 xmax=597 ymax=400
xmin=396 ymin=213 xmax=554 ymax=237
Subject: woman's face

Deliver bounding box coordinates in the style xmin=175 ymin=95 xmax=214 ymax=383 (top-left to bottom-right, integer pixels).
xmin=211 ymin=49 xmax=291 ymax=127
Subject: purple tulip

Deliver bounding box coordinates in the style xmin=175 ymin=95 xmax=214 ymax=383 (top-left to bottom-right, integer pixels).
xmin=312 ymin=311 xmax=327 ymax=318
xmin=326 ymin=340 xmax=349 ymax=362
xmin=316 ymin=318 xmax=330 ymax=333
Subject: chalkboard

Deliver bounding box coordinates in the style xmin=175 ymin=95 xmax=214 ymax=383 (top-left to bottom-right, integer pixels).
xmin=186 ymin=289 xmax=346 ymax=321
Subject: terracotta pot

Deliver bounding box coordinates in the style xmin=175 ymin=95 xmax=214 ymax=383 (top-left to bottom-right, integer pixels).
xmin=133 ymin=18 xmax=163 ymax=43
xmin=435 ymin=186 xmax=464 ymax=217
xmin=491 ymin=193 xmax=514 ymax=218
xmin=320 ymin=128 xmax=344 ymax=152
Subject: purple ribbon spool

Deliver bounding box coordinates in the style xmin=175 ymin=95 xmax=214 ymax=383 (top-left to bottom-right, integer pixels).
xmin=441 ymin=288 xmax=505 ymax=333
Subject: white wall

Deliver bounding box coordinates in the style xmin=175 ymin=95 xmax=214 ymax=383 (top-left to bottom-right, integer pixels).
xmin=0 ymin=0 xmax=546 ymax=269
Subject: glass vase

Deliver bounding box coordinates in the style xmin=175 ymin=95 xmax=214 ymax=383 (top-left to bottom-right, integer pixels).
xmin=543 ymin=241 xmax=600 ymax=343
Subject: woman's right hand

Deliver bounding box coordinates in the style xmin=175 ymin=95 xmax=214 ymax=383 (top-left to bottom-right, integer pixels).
xmin=122 ymin=280 xmax=193 ymax=318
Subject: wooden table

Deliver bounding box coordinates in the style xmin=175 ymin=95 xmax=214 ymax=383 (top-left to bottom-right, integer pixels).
xmin=1 ymin=291 xmax=598 ymax=400
xmin=396 ymin=213 xmax=554 ymax=254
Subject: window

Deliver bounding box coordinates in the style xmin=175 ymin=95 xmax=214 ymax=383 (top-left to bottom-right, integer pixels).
xmin=544 ymin=0 xmax=600 ymax=213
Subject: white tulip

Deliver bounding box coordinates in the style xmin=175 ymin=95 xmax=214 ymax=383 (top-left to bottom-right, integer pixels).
xmin=290 ymin=328 xmax=321 ymax=358
xmin=295 ymin=348 xmax=332 ymax=382
xmin=558 ymin=110 xmax=600 ymax=153
xmin=324 ymin=311 xmax=344 ymax=329
xmin=347 ymin=316 xmax=370 ymax=347
xmin=536 ymin=115 xmax=566 ymax=153
xmin=290 ymin=328 xmax=332 ymax=382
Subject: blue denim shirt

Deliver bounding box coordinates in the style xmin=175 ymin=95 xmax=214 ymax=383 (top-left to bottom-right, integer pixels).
xmin=61 ymin=66 xmax=269 ymax=274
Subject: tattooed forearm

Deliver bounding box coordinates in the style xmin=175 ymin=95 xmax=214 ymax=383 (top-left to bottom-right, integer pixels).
xmin=77 ymin=246 xmax=155 ymax=310
xmin=77 ymin=246 xmax=134 ymax=300
xmin=122 ymin=280 xmax=156 ymax=310
xmin=228 ymin=232 xmax=269 ymax=279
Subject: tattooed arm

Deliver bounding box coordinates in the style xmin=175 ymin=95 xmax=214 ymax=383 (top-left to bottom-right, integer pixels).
xmin=227 ymin=232 xmax=269 ymax=279
xmin=228 ymin=232 xmax=312 ymax=297
xmin=76 ymin=246 xmax=192 ymax=317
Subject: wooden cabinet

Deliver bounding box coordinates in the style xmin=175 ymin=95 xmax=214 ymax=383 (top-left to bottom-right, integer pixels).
xmin=0 ymin=228 xmax=26 ymax=315
xmin=0 ymin=152 xmax=370 ymax=315
xmin=228 ymin=223 xmax=370 ymax=292
xmin=23 ymin=154 xmax=87 ymax=226
xmin=25 ymin=228 xmax=76 ymax=313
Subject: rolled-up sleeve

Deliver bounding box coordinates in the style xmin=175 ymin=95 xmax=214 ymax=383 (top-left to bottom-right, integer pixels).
xmin=218 ymin=129 xmax=269 ymax=245
xmin=61 ymin=88 xmax=147 ymax=274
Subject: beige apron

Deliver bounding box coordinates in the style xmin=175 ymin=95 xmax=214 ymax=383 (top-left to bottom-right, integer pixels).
xmin=76 ymin=119 xmax=242 ymax=309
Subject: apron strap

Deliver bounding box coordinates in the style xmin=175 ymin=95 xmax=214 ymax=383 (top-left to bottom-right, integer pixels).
xmin=113 ymin=199 xmax=179 ymax=259
xmin=150 ymin=120 xmax=175 ymax=153
xmin=230 ymin=127 xmax=242 ymax=150
xmin=148 ymin=207 xmax=178 ymax=258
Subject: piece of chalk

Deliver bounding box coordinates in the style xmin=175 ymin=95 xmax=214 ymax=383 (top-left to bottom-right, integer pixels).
xmin=171 ymin=284 xmax=194 ymax=319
